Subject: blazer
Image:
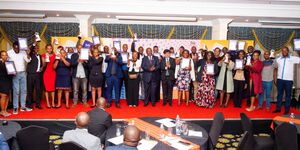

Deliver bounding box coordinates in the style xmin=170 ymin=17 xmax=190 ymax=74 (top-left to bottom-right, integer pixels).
xmin=26 ymin=51 xmax=43 ymax=74
xmin=62 ymin=128 xmax=102 ymax=150
xmin=216 ymin=61 xmax=235 ymax=93
xmin=87 ymin=108 xmax=112 ymax=144
xmin=88 ymin=56 xmax=103 ymax=77
xmin=105 ymin=54 xmax=123 ymax=78
xmin=196 ymin=59 xmax=219 ymax=82
xmin=70 ymin=53 xmax=89 ymax=78
xmin=141 ymin=55 xmax=160 ymax=83
xmin=160 ymin=57 xmax=176 ymax=80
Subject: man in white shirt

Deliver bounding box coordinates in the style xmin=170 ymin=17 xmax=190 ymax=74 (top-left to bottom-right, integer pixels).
xmin=273 ymin=47 xmax=300 ymax=114
xmin=7 ymin=41 xmax=32 ymax=114
xmin=62 ymin=112 xmax=102 ymax=150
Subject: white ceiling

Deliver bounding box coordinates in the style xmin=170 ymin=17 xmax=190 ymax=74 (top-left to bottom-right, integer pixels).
xmin=0 ymin=0 xmax=300 ymax=27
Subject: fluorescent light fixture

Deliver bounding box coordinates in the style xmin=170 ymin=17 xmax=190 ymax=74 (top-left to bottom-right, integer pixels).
xmin=258 ymin=19 xmax=300 ymax=24
xmin=116 ymin=16 xmax=197 ymax=22
xmin=0 ymin=13 xmax=46 ymax=18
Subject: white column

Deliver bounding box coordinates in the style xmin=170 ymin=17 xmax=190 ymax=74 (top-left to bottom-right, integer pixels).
xmin=74 ymin=14 xmax=92 ymax=37
xmin=211 ymin=18 xmax=233 ymax=40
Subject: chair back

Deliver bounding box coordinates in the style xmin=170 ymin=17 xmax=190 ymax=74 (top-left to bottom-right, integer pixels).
xmin=237 ymin=131 xmax=250 ymax=150
xmin=208 ymin=112 xmax=225 ymax=150
xmin=16 ymin=125 xmax=50 ymax=150
xmin=60 ymin=141 xmax=87 ymax=150
xmin=275 ymin=122 xmax=298 ymax=150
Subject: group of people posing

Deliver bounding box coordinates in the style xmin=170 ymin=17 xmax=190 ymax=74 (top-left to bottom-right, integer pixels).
xmin=0 ymin=37 xmax=299 ymax=117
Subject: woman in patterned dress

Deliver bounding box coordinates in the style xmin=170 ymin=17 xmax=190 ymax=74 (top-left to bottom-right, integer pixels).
xmin=176 ymin=50 xmax=194 ymax=106
xmin=195 ymin=51 xmax=219 ymax=108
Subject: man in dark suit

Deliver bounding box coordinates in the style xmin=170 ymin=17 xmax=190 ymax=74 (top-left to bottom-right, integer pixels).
xmin=105 ymin=49 xmax=123 ymax=108
xmin=26 ymin=42 xmax=43 ymax=109
xmin=141 ymin=48 xmax=160 ymax=107
xmin=160 ymin=49 xmax=176 ymax=106
xmin=88 ymin=97 xmax=112 ymax=144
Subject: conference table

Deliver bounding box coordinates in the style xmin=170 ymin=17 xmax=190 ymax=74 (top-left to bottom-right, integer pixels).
xmin=0 ymin=120 xmax=21 ymax=149
xmin=272 ymin=114 xmax=300 ymax=133
xmin=105 ymin=117 xmax=208 ymax=150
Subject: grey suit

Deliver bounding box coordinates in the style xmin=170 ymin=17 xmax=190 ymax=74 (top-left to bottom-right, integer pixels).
xmin=62 ymin=128 xmax=102 ymax=150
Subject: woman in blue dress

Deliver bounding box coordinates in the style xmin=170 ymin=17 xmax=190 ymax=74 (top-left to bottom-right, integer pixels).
xmin=53 ymin=49 xmax=71 ymax=109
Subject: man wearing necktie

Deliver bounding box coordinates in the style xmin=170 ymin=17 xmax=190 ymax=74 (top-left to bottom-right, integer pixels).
xmin=160 ymin=50 xmax=176 ymax=106
xmin=141 ymin=48 xmax=160 ymax=107
xmin=105 ymin=49 xmax=123 ymax=108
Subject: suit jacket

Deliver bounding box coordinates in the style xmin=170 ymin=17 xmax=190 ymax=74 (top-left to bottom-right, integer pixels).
xmin=106 ymin=145 xmax=138 ymax=150
xmin=26 ymin=51 xmax=43 ymax=74
xmin=62 ymin=128 xmax=102 ymax=150
xmin=196 ymin=59 xmax=219 ymax=82
xmin=70 ymin=53 xmax=89 ymax=78
xmin=141 ymin=56 xmax=160 ymax=83
xmin=160 ymin=57 xmax=176 ymax=80
xmin=88 ymin=56 xmax=103 ymax=77
xmin=87 ymin=108 xmax=112 ymax=144
xmin=105 ymin=54 xmax=123 ymax=78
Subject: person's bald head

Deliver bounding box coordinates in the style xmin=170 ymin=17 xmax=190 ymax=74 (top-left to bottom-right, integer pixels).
xmin=123 ymin=125 xmax=140 ymax=147
xmin=96 ymin=97 xmax=106 ymax=109
xmin=75 ymin=112 xmax=90 ymax=129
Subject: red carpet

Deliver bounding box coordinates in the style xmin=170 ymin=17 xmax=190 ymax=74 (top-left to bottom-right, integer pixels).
xmin=2 ymin=99 xmax=299 ymax=120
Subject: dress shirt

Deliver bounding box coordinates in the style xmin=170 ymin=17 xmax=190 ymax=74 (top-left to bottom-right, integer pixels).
xmin=7 ymin=49 xmax=31 ymax=72
xmin=276 ymin=55 xmax=300 ymax=81
xmin=76 ymin=63 xmax=86 ymax=78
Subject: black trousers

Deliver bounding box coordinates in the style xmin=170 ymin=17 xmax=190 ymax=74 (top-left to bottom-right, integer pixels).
xmin=27 ymin=73 xmax=42 ymax=107
xmin=120 ymin=70 xmax=129 ymax=99
xmin=162 ymin=77 xmax=174 ymax=104
xmin=233 ymin=79 xmax=245 ymax=107
xmin=144 ymin=79 xmax=158 ymax=105
xmin=127 ymin=77 xmax=140 ymax=106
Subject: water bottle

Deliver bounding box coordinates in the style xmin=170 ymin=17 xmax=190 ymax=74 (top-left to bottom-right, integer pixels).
xmin=176 ymin=115 xmax=181 ymax=135
xmin=131 ymin=120 xmax=135 ymax=126
xmin=289 ymin=113 xmax=295 ymax=125
xmin=159 ymin=124 xmax=165 ymax=139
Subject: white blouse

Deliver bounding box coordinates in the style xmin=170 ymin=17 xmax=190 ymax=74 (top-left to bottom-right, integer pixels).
xmin=127 ymin=59 xmax=142 ymax=73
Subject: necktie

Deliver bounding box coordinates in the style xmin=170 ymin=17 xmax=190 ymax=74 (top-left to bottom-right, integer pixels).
xmin=166 ymin=58 xmax=170 ymax=76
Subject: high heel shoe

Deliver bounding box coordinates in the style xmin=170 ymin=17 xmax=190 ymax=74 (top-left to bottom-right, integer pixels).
xmin=90 ymin=105 xmax=96 ymax=108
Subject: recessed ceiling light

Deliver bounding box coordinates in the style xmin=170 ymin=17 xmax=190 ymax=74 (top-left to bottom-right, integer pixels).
xmin=199 ymin=18 xmax=203 ymax=20
xmin=56 ymin=14 xmax=60 ymax=17
xmin=245 ymin=19 xmax=249 ymax=22
xmin=107 ymin=15 xmax=111 ymax=18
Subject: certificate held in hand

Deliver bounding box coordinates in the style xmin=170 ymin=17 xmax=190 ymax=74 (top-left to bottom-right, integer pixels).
xmin=92 ymin=36 xmax=100 ymax=45
xmin=5 ymin=61 xmax=17 ymax=75
xmin=80 ymin=48 xmax=89 ymax=60
xmin=121 ymin=52 xmax=128 ymax=63
xmin=235 ymin=59 xmax=244 ymax=70
xmin=181 ymin=58 xmax=190 ymax=68
xmin=206 ymin=64 xmax=215 ymax=75
xmin=18 ymin=38 xmax=28 ymax=50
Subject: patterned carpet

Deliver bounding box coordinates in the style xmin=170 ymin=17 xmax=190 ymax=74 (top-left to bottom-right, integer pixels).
xmin=49 ymin=133 xmax=270 ymax=150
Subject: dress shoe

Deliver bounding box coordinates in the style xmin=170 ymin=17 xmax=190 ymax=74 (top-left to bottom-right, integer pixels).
xmin=162 ymin=103 xmax=167 ymax=106
xmin=273 ymin=110 xmax=281 ymax=113
xmin=36 ymin=105 xmax=43 ymax=109
xmin=144 ymin=103 xmax=149 ymax=107
xmin=284 ymin=111 xmax=289 ymax=115
xmin=66 ymin=106 xmax=70 ymax=109
xmin=116 ymin=103 xmax=121 ymax=108
xmin=106 ymin=103 xmax=112 ymax=108
xmin=169 ymin=103 xmax=172 ymax=106
xmin=152 ymin=103 xmax=156 ymax=107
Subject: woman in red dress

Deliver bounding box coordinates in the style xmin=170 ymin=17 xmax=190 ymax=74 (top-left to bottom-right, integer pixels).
xmin=42 ymin=44 xmax=56 ymax=108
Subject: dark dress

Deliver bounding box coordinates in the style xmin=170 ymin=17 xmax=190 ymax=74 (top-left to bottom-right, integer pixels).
xmin=55 ymin=58 xmax=71 ymax=89
xmin=89 ymin=56 xmax=103 ymax=88
xmin=0 ymin=62 xmax=12 ymax=95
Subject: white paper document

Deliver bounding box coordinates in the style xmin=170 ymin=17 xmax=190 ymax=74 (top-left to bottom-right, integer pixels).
xmin=18 ymin=38 xmax=28 ymax=50
xmin=170 ymin=53 xmax=176 ymax=58
xmin=108 ymin=135 xmax=124 ymax=145
xmin=121 ymin=53 xmax=128 ymax=63
xmin=92 ymin=36 xmax=100 ymax=45
xmin=206 ymin=64 xmax=214 ymax=75
xmin=5 ymin=62 xmax=16 ymax=74
xmin=238 ymin=41 xmax=246 ymax=50
xmin=113 ymin=41 xmax=121 ymax=52
xmin=188 ymin=130 xmax=203 ymax=137
xmin=228 ymin=40 xmax=238 ymax=50
xmin=294 ymin=39 xmax=300 ymax=51
xmin=137 ymin=139 xmax=158 ymax=150
xmin=80 ymin=48 xmax=89 ymax=60
xmin=181 ymin=58 xmax=190 ymax=68
xmin=155 ymin=118 xmax=176 ymax=128
xmin=164 ymin=137 xmax=194 ymax=150
xmin=235 ymin=59 xmax=243 ymax=69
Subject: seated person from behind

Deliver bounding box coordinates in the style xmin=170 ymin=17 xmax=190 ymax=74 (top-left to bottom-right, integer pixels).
xmin=88 ymin=97 xmax=112 ymax=144
xmin=106 ymin=125 xmax=140 ymax=150
xmin=62 ymin=112 xmax=102 ymax=150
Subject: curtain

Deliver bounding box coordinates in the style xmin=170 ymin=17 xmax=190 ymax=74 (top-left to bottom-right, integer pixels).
xmin=93 ymin=23 xmax=211 ymax=39
xmin=43 ymin=23 xmax=79 ymax=43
